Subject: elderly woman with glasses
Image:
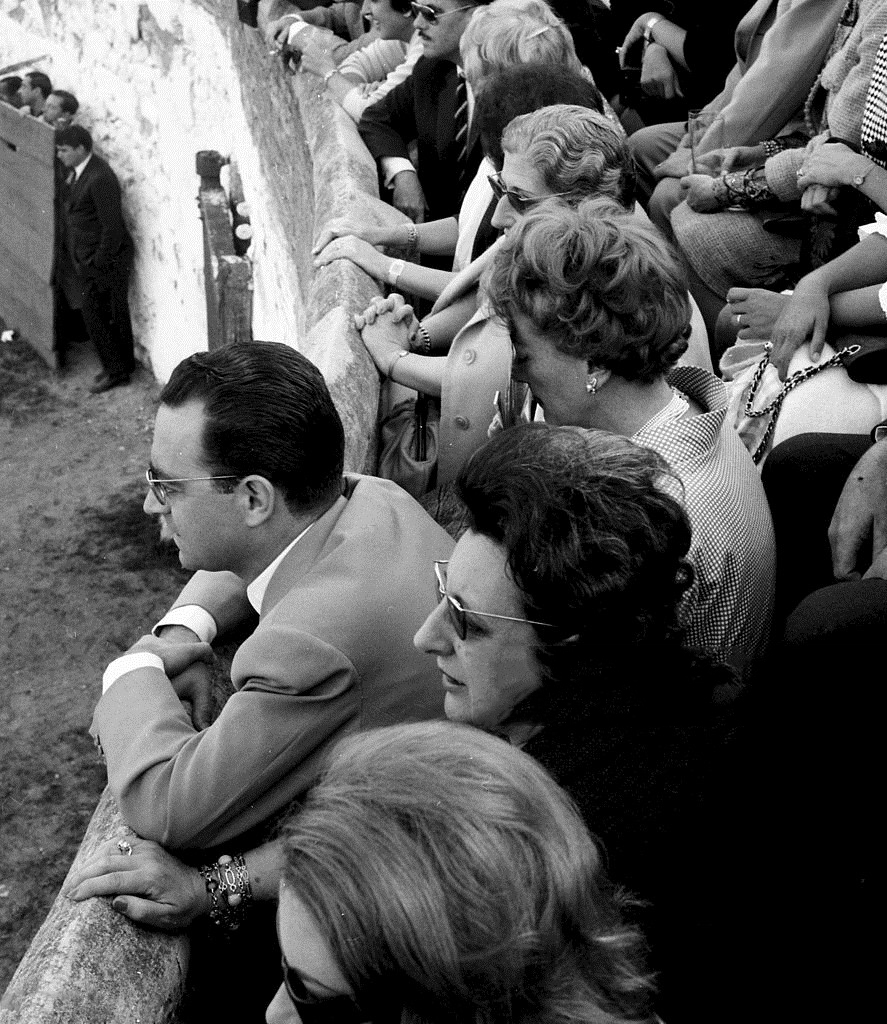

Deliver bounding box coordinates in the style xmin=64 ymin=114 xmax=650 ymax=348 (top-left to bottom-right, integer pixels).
xmin=67 ymin=424 xmax=750 ymax=1021
xmin=484 ymin=197 xmax=776 ymax=672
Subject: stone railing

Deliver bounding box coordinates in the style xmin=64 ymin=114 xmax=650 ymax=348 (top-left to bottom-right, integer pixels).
xmin=0 ymin=15 xmax=406 ymax=1022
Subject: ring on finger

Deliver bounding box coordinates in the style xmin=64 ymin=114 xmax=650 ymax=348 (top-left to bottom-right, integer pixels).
xmin=763 ymin=341 xmax=773 ymax=352
xmin=735 ymin=313 xmax=742 ymax=327
xmin=117 ymin=839 xmax=133 ymax=856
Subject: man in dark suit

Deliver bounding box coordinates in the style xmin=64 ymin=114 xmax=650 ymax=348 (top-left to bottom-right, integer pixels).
xmin=55 ymin=125 xmax=135 ymax=392
xmin=92 ymin=342 xmax=452 ymax=850
xmin=358 ymin=0 xmax=491 ymax=223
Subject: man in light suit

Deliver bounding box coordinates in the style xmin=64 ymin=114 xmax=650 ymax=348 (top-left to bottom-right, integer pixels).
xmin=92 ymin=342 xmax=452 ymax=850
xmin=56 ymin=125 xmax=135 ymax=392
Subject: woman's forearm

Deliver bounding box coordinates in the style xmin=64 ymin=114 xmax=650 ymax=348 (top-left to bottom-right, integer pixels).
xmin=831 ymin=284 xmax=887 ymax=331
xmin=243 ymin=839 xmax=288 ymax=903
xmin=803 ymin=235 xmax=887 ymax=297
xmin=388 ymin=352 xmax=445 ymax=396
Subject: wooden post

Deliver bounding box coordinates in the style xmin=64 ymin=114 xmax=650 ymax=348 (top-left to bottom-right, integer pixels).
xmin=195 ymin=150 xmax=252 ymax=349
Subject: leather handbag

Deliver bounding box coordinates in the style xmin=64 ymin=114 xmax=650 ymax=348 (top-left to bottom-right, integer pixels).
xmin=377 ymin=394 xmax=440 ymax=499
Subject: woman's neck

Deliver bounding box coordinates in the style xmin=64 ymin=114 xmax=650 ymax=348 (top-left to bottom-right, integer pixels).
xmin=585 ymin=376 xmax=677 ymax=437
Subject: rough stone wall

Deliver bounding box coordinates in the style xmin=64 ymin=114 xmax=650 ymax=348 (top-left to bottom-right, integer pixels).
xmin=0 ymin=0 xmax=304 ymax=382
xmin=1 ymin=0 xmax=397 ymax=472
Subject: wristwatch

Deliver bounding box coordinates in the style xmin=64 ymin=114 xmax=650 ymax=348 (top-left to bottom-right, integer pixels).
xmin=852 ymin=159 xmax=875 ymax=188
xmin=388 ymin=258 xmax=406 ymax=287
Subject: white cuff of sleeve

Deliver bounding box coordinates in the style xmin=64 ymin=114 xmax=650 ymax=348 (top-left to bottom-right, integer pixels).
xmin=286 ymin=20 xmax=312 ymax=43
xmin=382 ymin=157 xmax=417 ymax=188
xmin=153 ymin=605 xmax=217 ymax=644
xmin=103 ymin=652 xmax=165 ymax=693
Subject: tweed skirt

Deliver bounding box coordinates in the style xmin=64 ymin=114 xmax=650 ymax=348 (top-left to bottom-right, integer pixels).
xmin=670 ymin=199 xmax=802 ymax=299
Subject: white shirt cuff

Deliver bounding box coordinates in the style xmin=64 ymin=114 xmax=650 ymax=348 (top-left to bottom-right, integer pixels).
xmin=153 ymin=605 xmax=217 ymax=643
xmin=103 ymin=653 xmax=165 ymax=693
xmin=286 ymin=20 xmax=312 ymax=43
xmin=382 ymin=157 xmax=416 ymax=188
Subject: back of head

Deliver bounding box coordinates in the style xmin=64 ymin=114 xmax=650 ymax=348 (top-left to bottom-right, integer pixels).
xmin=457 ymin=423 xmax=693 ymax=688
xmin=0 ymin=75 xmax=22 ymax=105
xmin=159 ymin=341 xmax=344 ymax=515
xmin=284 ymin=720 xmax=652 ymax=1022
xmin=25 ymin=70 xmax=52 ymax=98
xmin=487 ymin=197 xmax=691 ymax=382
xmin=54 ymin=124 xmax=92 ymax=151
xmin=475 ymin=62 xmax=603 ymax=169
xmin=460 ymin=0 xmax=581 ymax=91
xmin=51 ymin=89 xmax=79 ymax=116
xmin=501 ymin=104 xmax=635 ymax=207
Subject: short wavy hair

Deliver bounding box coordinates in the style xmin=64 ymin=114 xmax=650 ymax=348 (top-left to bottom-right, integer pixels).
xmin=457 ymin=424 xmax=693 ymax=693
xmin=283 ymin=721 xmax=654 ymax=1024
xmin=487 ymin=197 xmax=691 ymax=382
xmin=159 ymin=341 xmax=344 ymax=515
xmin=501 ymin=104 xmax=635 ymax=208
xmin=475 ymin=63 xmax=604 ymax=169
xmin=460 ymin=0 xmax=581 ymax=90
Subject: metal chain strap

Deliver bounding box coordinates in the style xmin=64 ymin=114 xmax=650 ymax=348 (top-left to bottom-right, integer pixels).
xmin=743 ymin=344 xmax=861 ymax=463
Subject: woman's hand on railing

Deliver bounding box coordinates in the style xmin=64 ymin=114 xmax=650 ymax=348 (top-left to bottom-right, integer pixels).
xmin=357 ymin=306 xmax=414 ymax=376
xmin=313 ymin=234 xmax=387 ymax=280
xmin=63 ymin=838 xmax=209 ymax=932
xmin=312 ymin=217 xmax=392 ymax=255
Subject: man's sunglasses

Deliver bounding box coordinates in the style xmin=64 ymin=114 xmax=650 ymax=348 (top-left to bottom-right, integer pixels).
xmin=409 ymin=2 xmax=476 ymax=25
xmin=280 ymin=955 xmax=367 ymax=1024
xmin=145 ymin=466 xmax=240 ymax=505
xmin=488 ymin=172 xmax=569 ymax=214
xmin=434 ymin=560 xmax=555 ymax=640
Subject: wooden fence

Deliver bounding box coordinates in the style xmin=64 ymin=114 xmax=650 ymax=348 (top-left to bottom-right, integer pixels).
xmin=0 ymin=102 xmax=56 ymax=367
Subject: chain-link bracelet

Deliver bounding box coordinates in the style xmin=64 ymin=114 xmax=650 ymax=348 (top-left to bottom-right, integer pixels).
xmin=199 ymin=853 xmax=252 ymax=931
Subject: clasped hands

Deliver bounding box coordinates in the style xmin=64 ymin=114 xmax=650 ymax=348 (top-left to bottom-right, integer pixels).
xmin=354 ymin=294 xmax=419 ymax=376
xmin=124 ymin=632 xmax=216 ymax=730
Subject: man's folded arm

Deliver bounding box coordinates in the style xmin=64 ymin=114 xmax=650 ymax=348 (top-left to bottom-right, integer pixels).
xmin=157 ymin=570 xmax=258 ymax=641
xmin=92 ymin=628 xmax=359 ymax=850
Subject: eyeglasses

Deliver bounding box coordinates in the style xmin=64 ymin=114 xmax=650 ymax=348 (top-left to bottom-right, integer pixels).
xmin=434 ymin=560 xmax=555 ymax=640
xmin=280 ymin=955 xmax=367 ymax=1024
xmin=145 ymin=466 xmax=240 ymax=506
xmin=488 ymin=172 xmax=569 ymax=214
xmin=409 ymin=2 xmax=475 ymax=25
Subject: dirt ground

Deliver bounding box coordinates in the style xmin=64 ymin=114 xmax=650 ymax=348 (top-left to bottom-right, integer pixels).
xmin=0 ymin=334 xmax=189 ymax=991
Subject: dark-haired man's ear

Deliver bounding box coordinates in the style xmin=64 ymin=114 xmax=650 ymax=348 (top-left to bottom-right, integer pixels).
xmin=240 ymin=475 xmax=276 ymax=525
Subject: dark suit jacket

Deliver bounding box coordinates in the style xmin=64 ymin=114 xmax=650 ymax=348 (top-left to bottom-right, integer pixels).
xmin=358 ymin=57 xmax=482 ymax=221
xmin=63 ymin=152 xmax=134 ymax=283
xmin=92 ymin=475 xmax=453 ymax=850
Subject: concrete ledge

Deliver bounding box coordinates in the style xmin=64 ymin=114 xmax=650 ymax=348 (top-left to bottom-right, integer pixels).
xmin=0 ymin=790 xmax=189 ymax=1024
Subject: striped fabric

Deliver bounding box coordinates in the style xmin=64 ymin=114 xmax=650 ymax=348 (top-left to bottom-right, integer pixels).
xmin=632 ymin=366 xmax=776 ymax=671
xmin=454 ymin=74 xmax=469 ymax=190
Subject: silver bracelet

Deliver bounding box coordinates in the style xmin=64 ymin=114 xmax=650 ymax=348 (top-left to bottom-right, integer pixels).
xmin=199 ymin=853 xmax=252 ymax=931
xmin=386 ymin=349 xmax=410 ymax=378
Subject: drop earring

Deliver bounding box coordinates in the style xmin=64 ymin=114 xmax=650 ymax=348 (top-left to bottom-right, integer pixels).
xmin=586 ymin=376 xmax=598 ymax=395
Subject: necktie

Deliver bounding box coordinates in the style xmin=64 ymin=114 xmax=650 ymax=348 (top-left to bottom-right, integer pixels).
xmin=454 ymin=75 xmax=469 ymax=193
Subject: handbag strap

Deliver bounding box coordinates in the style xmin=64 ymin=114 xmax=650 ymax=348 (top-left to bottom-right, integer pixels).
xmin=742 ymin=343 xmax=861 ymax=463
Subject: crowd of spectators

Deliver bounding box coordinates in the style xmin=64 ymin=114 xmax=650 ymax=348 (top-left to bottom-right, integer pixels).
xmin=32 ymin=0 xmax=886 ymax=1020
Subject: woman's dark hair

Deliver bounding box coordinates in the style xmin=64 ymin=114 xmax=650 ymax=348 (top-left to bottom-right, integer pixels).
xmin=159 ymin=341 xmax=344 ymax=514
xmin=475 ymin=62 xmax=603 ymax=170
xmin=283 ymin=721 xmax=655 ymax=1024
xmin=456 ymin=424 xmax=693 ymax=692
xmin=487 ymin=197 xmax=691 ymax=382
